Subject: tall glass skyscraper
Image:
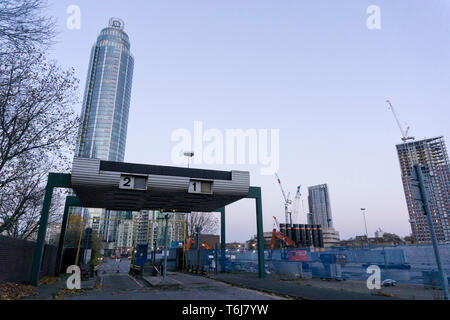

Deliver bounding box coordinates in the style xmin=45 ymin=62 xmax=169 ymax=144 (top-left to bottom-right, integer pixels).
xmin=397 ymin=136 xmax=450 ymax=242
xmin=308 ymin=184 xmax=334 ymax=229
xmin=76 ymin=18 xmax=134 ymax=161
xmin=74 ymin=18 xmax=134 ymax=250
xmin=308 ymin=184 xmax=340 ymax=246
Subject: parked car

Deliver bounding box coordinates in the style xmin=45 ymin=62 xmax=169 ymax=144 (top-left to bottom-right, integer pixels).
xmin=382 ymin=279 xmax=397 ymax=287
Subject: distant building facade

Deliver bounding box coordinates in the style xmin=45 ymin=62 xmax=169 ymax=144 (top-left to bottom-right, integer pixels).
xmin=375 ymin=228 xmax=385 ymax=238
xmin=45 ymin=223 xmax=61 ymax=245
xmin=321 ymin=228 xmax=340 ymax=247
xmin=246 ymin=232 xmax=280 ymax=250
xmin=308 ymin=184 xmax=339 ymax=246
xmin=308 ymin=184 xmax=333 ymax=229
xmin=148 ymin=212 xmax=185 ymax=250
xmin=396 ymin=136 xmax=450 ymax=242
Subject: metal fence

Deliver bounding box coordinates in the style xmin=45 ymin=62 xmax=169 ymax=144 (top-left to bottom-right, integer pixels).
xmin=0 ymin=235 xmax=57 ymax=284
xmin=183 ymin=244 xmax=450 ymax=287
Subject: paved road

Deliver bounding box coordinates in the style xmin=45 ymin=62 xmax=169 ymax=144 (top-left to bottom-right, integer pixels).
xmin=64 ymin=272 xmax=282 ymax=300
xmin=209 ymin=273 xmax=398 ymax=300
xmin=98 ymin=257 xmax=131 ymax=274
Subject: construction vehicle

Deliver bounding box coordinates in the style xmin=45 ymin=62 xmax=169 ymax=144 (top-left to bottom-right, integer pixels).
xmin=185 ymin=237 xmax=212 ymax=250
xmin=270 ymin=216 xmax=308 ymax=262
xmin=270 ymin=216 xmax=296 ymax=250
xmin=186 ymin=237 xmax=195 ymax=250
xmin=201 ymin=241 xmax=212 ymax=250
xmin=386 ymin=100 xmax=415 ymax=143
xmin=270 ymin=229 xmax=296 ymax=250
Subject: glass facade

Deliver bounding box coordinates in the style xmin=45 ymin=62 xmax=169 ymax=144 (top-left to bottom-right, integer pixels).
xmin=73 ymin=19 xmax=134 ymax=248
xmin=308 ymin=184 xmax=334 ymax=229
xmin=76 ymin=18 xmax=134 ymax=162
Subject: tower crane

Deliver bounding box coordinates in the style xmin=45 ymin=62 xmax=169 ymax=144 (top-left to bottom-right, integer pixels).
xmin=273 ymin=216 xmax=280 ymax=231
xmin=291 ymin=185 xmax=302 ymax=224
xmin=275 ymin=173 xmax=292 ymax=227
xmin=386 ymin=100 xmax=415 ymax=143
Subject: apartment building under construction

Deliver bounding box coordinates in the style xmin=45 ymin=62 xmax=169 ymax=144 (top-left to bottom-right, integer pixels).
xmin=397 ymin=136 xmax=450 ymax=242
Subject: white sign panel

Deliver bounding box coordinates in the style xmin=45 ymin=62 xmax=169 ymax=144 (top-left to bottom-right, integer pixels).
xmin=119 ymin=175 xmax=135 ymax=189
xmin=119 ymin=175 xmax=147 ymax=190
xmin=188 ymin=181 xmax=202 ymax=193
xmin=188 ymin=180 xmax=212 ymax=194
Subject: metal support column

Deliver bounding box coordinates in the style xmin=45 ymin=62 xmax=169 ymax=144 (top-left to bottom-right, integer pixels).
xmin=218 ymin=207 xmax=226 ymax=272
xmin=162 ymin=213 xmax=169 ymax=282
xmin=30 ymin=173 xmax=71 ymax=286
xmin=414 ymin=164 xmax=449 ymax=300
xmin=247 ymin=186 xmax=265 ymax=278
xmin=55 ymin=196 xmax=82 ymax=275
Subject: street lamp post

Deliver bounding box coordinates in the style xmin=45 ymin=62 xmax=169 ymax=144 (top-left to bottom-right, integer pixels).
xmin=183 ymin=151 xmax=194 ymax=168
xmin=361 ymin=208 xmax=369 ymax=246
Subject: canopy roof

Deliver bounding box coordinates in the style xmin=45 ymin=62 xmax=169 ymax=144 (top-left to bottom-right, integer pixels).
xmin=70 ymin=157 xmax=250 ymax=212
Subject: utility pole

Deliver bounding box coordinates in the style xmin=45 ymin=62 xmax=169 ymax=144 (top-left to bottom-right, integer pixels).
xmin=162 ymin=213 xmax=170 ymax=282
xmin=360 ymin=208 xmax=370 ymax=247
xmin=412 ymin=164 xmax=449 ymax=300
xmin=195 ymin=226 xmax=202 ymax=271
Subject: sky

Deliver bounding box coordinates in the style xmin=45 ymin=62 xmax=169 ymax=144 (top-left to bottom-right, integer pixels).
xmin=45 ymin=0 xmax=450 ymax=242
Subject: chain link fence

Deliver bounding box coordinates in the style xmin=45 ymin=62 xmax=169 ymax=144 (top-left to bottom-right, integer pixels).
xmin=184 ymin=243 xmax=450 ymax=287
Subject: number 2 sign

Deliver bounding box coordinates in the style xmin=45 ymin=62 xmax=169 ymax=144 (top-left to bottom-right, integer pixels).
xmin=119 ymin=175 xmax=135 ymax=189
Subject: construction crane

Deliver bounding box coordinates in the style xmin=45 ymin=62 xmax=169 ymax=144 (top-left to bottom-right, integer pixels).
xmin=275 ymin=173 xmax=292 ymax=227
xmin=291 ymin=185 xmax=302 ymax=224
xmin=272 ymin=216 xmax=280 ymax=230
xmin=386 ymin=100 xmax=415 ymax=143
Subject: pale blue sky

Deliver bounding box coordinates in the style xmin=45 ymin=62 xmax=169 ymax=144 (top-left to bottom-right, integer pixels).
xmin=47 ymin=1 xmax=450 ymax=241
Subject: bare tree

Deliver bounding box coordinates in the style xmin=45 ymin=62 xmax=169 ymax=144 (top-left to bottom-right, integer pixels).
xmin=0 ymin=0 xmax=56 ymax=55
xmin=185 ymin=212 xmax=219 ymax=238
xmin=0 ymin=0 xmax=77 ymax=239
xmin=0 ymin=49 xmax=79 ymax=238
xmin=0 ymin=158 xmax=65 ymax=239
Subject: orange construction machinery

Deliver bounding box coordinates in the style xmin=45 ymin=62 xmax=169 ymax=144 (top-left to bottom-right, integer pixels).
xmin=186 ymin=237 xmax=195 ymax=250
xmin=270 ymin=216 xmax=296 ymax=250
xmin=185 ymin=237 xmax=212 ymax=250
